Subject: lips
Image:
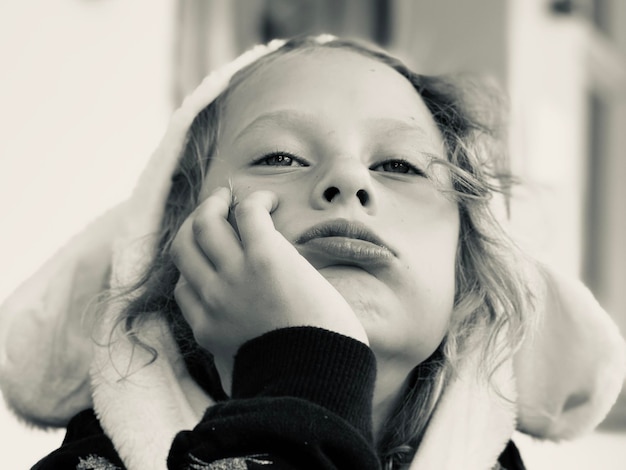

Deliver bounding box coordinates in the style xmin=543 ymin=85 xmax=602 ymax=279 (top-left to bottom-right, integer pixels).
xmin=295 ymin=219 xmax=394 ymax=265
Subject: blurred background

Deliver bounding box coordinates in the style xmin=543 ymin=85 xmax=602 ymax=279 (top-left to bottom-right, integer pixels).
xmin=0 ymin=0 xmax=624 ymax=468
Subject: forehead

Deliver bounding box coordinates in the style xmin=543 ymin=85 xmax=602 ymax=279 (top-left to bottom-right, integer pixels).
xmin=220 ymin=47 xmax=442 ymax=144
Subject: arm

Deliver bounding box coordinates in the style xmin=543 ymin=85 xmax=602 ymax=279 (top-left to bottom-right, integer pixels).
xmin=168 ymin=188 xmax=377 ymax=468
xmin=170 ymin=187 xmax=368 ymax=392
xmin=32 ymin=328 xmax=380 ymax=470
xmin=168 ymin=327 xmax=380 ymax=469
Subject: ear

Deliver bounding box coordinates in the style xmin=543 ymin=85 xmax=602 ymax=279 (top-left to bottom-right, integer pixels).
xmin=514 ymin=264 xmax=626 ymax=440
xmin=0 ymin=202 xmax=127 ymax=427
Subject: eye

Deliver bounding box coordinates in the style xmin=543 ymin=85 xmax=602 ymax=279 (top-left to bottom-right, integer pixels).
xmin=253 ymin=151 xmax=309 ymax=167
xmin=371 ymin=159 xmax=425 ymax=176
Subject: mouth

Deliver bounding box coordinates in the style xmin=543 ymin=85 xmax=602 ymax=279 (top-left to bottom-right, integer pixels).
xmin=295 ymin=219 xmax=395 ymax=266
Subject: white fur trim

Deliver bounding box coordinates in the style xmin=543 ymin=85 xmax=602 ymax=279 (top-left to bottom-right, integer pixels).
xmin=0 ymin=203 xmax=126 ymax=426
xmin=91 ymin=328 xmax=518 ymax=470
xmin=91 ymin=317 xmax=211 ymax=469
xmin=514 ymin=266 xmax=626 ymax=439
xmin=409 ymin=350 xmax=517 ymax=469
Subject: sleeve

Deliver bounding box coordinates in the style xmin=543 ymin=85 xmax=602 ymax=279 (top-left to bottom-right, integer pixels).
xmin=30 ymin=409 xmax=126 ymax=470
xmin=167 ymin=327 xmax=381 ymax=470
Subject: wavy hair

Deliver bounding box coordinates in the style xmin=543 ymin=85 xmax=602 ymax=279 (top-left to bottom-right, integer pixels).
xmin=115 ymin=36 xmax=534 ymax=469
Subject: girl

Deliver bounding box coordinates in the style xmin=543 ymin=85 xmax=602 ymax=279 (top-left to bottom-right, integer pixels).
xmin=1 ymin=35 xmax=624 ymax=470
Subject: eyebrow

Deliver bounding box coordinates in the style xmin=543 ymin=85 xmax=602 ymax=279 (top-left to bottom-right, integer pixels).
xmin=232 ymin=109 xmax=429 ymax=144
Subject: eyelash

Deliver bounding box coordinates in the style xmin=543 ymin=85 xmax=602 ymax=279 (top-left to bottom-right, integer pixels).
xmin=252 ymin=151 xmax=310 ymax=167
xmin=252 ymin=152 xmax=425 ymax=177
xmin=370 ymin=158 xmax=426 ymax=176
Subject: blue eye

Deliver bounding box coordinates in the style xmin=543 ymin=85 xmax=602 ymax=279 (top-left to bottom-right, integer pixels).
xmin=371 ymin=159 xmax=425 ymax=176
xmin=254 ymin=152 xmax=309 ymax=167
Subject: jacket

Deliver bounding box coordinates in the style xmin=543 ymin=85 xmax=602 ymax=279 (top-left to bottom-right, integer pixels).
xmin=31 ymin=327 xmax=528 ymax=469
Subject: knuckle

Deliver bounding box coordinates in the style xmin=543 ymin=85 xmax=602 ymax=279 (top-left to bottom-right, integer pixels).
xmin=196 ymin=279 xmax=222 ymax=310
xmin=171 ymin=218 xmax=192 ymax=258
xmin=199 ymin=192 xmax=226 ymax=216
xmin=191 ymin=212 xmax=210 ymax=239
xmin=193 ymin=327 xmax=217 ymax=352
xmin=234 ymin=198 xmax=256 ymax=219
xmin=248 ymin=247 xmax=274 ymax=272
xmin=218 ymin=260 xmax=239 ymax=280
xmin=193 ymin=197 xmax=222 ymax=236
xmin=198 ymin=284 xmax=214 ymax=306
xmin=173 ymin=280 xmax=194 ymax=314
xmin=173 ymin=280 xmax=185 ymax=301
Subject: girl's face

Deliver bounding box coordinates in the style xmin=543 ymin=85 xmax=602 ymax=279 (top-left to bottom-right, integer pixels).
xmin=203 ymin=48 xmax=459 ymax=369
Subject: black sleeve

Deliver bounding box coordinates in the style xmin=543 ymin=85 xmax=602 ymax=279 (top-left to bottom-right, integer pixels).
xmin=30 ymin=409 xmax=126 ymax=470
xmin=167 ymin=327 xmax=381 ymax=470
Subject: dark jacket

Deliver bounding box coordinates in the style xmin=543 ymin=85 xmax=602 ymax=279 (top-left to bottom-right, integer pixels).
xmin=32 ymin=327 xmax=524 ymax=470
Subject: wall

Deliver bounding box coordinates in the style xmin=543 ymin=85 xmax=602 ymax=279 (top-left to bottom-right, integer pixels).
xmin=392 ymin=0 xmax=508 ymax=82
xmin=0 ymin=1 xmax=174 ymax=467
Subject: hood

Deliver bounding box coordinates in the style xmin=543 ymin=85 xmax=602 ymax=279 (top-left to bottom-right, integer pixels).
xmin=1 ymin=36 xmax=624 ymax=469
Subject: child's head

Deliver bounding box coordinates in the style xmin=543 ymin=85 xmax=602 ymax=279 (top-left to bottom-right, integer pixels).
xmin=125 ymin=36 xmax=532 ymax=465
xmin=204 ymin=43 xmax=459 ymax=376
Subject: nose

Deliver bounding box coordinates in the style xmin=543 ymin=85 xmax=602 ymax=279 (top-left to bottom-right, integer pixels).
xmin=312 ymin=159 xmax=375 ymax=211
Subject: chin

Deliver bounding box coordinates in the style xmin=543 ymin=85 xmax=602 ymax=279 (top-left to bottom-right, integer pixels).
xmin=320 ymin=267 xmax=391 ymax=313
xmin=323 ymin=273 xmax=400 ymax=335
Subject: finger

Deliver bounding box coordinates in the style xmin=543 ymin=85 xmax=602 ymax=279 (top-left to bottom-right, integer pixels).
xmin=174 ymin=278 xmax=213 ymax=344
xmin=233 ymin=190 xmax=280 ymax=249
xmin=171 ymin=217 xmax=221 ymax=299
xmin=193 ymin=186 xmax=243 ymax=270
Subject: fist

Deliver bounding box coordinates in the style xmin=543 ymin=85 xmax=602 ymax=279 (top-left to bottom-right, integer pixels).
xmin=171 ymin=188 xmax=368 ymax=386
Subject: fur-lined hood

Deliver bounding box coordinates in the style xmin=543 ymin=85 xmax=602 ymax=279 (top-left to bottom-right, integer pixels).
xmin=1 ymin=36 xmax=625 ymax=470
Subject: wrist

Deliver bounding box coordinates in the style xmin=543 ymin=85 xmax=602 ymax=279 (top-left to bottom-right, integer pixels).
xmin=232 ymin=326 xmax=377 ymax=434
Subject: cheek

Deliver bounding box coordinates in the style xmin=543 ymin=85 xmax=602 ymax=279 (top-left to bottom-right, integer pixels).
xmin=386 ymin=255 xmax=456 ymax=365
xmin=219 ymin=175 xmax=304 ymax=204
xmin=392 ymin=199 xmax=459 ymax=321
xmin=399 ymin=235 xmax=457 ymax=317
xmin=391 ymin=193 xmax=460 ymax=270
xmin=201 ymin=157 xmax=234 ymax=199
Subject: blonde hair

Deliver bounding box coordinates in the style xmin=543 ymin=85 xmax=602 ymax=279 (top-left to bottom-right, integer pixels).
xmin=117 ymin=37 xmax=534 ymax=469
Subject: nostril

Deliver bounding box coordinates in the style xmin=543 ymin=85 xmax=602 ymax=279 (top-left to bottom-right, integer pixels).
xmin=323 ymin=187 xmax=340 ymax=202
xmin=356 ymin=189 xmax=369 ymax=206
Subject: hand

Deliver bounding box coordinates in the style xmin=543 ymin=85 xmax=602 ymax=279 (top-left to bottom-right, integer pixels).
xmin=171 ymin=188 xmax=368 ymax=385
